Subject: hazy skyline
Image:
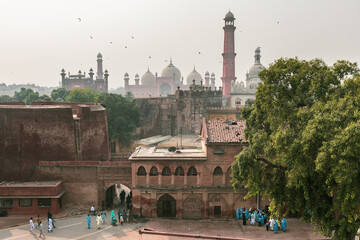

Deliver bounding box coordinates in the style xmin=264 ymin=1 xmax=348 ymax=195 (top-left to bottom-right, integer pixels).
xmin=1 ymin=0 xmax=359 ymax=89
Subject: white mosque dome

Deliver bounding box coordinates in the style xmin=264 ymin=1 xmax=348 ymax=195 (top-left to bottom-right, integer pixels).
xmin=141 ymin=68 xmax=156 ymax=85
xmin=186 ymin=67 xmax=203 ymax=85
xmin=161 ymin=60 xmax=181 ymax=82
xmin=248 ymin=64 xmax=265 ymax=79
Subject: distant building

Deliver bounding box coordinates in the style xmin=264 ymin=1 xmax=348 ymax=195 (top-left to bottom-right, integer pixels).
xmin=231 ymin=47 xmax=265 ymax=107
xmin=61 ymin=53 xmax=109 ymax=93
xmin=0 ymin=83 xmax=57 ymax=96
xmin=124 ymin=60 xmax=216 ymax=97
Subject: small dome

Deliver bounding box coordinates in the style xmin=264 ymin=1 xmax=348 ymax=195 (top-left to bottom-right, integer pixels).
xmin=89 ymin=68 xmax=93 ymax=72
xmin=124 ymin=72 xmax=129 ymax=76
xmin=135 ymin=73 xmax=139 ymax=78
xmin=211 ymin=72 xmax=215 ymax=77
xmin=224 ymin=11 xmax=234 ymax=20
xmin=186 ymin=67 xmax=203 ymax=85
xmin=248 ymin=64 xmax=265 ymax=79
xmin=161 ymin=60 xmax=181 ymax=82
xmin=97 ymin=52 xmax=102 ymax=58
xmin=205 ymin=71 xmax=209 ymax=76
xmin=141 ymin=68 xmax=156 ymax=85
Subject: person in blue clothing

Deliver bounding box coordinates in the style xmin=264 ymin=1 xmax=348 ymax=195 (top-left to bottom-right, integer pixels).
xmin=240 ymin=208 xmax=243 ymax=220
xmin=274 ymin=218 xmax=279 ymax=234
xmin=236 ymin=208 xmax=240 ymax=220
xmin=245 ymin=208 xmax=248 ymax=221
xmin=281 ymin=218 xmax=287 ymax=232
xmin=86 ymin=214 xmax=91 ymax=229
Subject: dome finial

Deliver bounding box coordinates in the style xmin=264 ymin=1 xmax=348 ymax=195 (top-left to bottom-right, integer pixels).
xmin=255 ymin=47 xmax=261 ymax=64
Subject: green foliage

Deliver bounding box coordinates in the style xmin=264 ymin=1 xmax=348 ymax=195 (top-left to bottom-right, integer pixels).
xmin=0 ymin=95 xmax=15 ymax=102
xmin=233 ymin=58 xmax=360 ymax=239
xmin=65 ymin=88 xmax=99 ymax=103
xmin=99 ymin=93 xmax=141 ymax=145
xmin=13 ymin=88 xmax=40 ymax=104
xmin=124 ymin=91 xmax=134 ymax=101
xmin=51 ymin=88 xmax=69 ymax=101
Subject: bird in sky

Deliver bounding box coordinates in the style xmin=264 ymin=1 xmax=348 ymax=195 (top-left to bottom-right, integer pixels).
xmin=277 ymin=21 xmax=279 ymax=24
xmin=125 ymin=46 xmax=127 ymax=48
xmin=131 ymin=36 xmax=134 ymax=39
xmin=90 ymin=36 xmax=93 ymax=39
xmin=149 ymin=56 xmax=151 ymax=59
xmin=110 ymin=42 xmax=113 ymax=44
xmin=198 ymin=52 xmax=201 ymax=54
xmin=78 ymin=18 xmax=81 ymax=22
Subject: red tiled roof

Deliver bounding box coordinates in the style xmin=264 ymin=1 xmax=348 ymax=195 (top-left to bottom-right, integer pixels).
xmin=206 ymin=120 xmax=247 ymax=143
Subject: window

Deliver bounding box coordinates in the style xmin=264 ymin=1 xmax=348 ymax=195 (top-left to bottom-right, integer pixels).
xmin=213 ymin=166 xmax=223 ymax=176
xmin=137 ymin=166 xmax=146 ymax=176
xmin=174 ymin=166 xmax=184 ymax=176
xmin=37 ymin=198 xmax=51 ymax=207
xmin=0 ymin=199 xmax=13 ymax=208
xmin=187 ymin=166 xmax=197 ymax=176
xmin=162 ymin=166 xmax=171 ymax=176
xmin=235 ymin=98 xmax=242 ymax=106
xmin=213 ymin=148 xmax=224 ymax=154
xmin=214 ymin=206 xmax=221 ymax=216
xmin=19 ymin=199 xmax=32 ymax=207
xmin=149 ymin=166 xmax=158 ymax=176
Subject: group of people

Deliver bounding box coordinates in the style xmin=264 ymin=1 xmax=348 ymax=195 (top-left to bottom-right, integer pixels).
xmin=236 ymin=207 xmax=287 ymax=234
xmin=86 ymin=207 xmax=129 ymax=229
xmin=29 ymin=211 xmax=56 ymax=238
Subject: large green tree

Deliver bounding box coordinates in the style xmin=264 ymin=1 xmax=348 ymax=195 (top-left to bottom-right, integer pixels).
xmin=51 ymin=88 xmax=70 ymax=101
xmin=99 ymin=93 xmax=141 ymax=145
xmin=13 ymin=88 xmax=40 ymax=104
xmin=232 ymin=58 xmax=360 ymax=239
xmin=65 ymin=88 xmax=99 ymax=102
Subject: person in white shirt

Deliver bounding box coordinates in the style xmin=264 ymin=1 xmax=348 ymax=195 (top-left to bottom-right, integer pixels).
xmin=29 ymin=217 xmax=35 ymax=233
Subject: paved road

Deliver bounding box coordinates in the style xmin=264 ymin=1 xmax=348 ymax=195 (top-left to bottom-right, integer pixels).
xmin=0 ymin=214 xmax=146 ymax=240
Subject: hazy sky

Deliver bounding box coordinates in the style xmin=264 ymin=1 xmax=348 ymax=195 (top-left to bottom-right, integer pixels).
xmin=1 ymin=0 xmax=359 ymax=89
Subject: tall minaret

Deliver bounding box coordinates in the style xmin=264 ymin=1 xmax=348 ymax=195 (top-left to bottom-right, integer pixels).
xmin=221 ymin=11 xmax=236 ymax=99
xmin=97 ymin=52 xmax=103 ymax=79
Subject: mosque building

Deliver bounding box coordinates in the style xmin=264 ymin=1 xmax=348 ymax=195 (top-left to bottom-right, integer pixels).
xmin=60 ymin=53 xmax=109 ymax=93
xmin=230 ymin=47 xmax=265 ymax=107
xmin=124 ymin=59 xmax=216 ymax=97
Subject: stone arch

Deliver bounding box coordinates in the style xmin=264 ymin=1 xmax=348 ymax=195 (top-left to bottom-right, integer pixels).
xmin=137 ymin=166 xmax=146 ymax=176
xmin=174 ymin=166 xmax=184 ymax=185
xmin=149 ymin=166 xmax=158 ymax=186
xmin=161 ymin=166 xmax=172 ymax=186
xmin=160 ymin=83 xmax=171 ymax=95
xmin=225 ymin=167 xmax=232 ymax=187
xmin=208 ymin=194 xmax=228 ymax=217
xmin=213 ymin=166 xmax=223 ymax=186
xmin=234 ymin=194 xmax=256 ymax=210
xmin=187 ymin=166 xmax=197 ymax=186
xmin=183 ymin=194 xmax=202 ymax=219
xmin=157 ymin=193 xmax=176 ymax=218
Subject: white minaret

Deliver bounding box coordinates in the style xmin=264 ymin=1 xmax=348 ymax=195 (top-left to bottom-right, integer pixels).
xmin=97 ymin=53 xmax=103 ymax=79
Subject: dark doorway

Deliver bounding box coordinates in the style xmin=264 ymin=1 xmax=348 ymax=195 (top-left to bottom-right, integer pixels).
xmin=157 ymin=194 xmax=176 ymax=218
xmin=214 ymin=206 xmax=221 ymax=216
xmin=105 ymin=184 xmax=131 ymax=210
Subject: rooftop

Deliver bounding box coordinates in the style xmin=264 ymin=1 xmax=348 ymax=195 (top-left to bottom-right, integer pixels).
xmin=0 ymin=181 xmax=62 ymax=187
xmin=130 ymin=146 xmax=206 ymax=161
xmin=206 ymin=120 xmax=247 ymax=143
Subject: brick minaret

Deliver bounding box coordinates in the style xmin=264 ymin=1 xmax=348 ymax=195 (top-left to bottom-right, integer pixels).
xmin=221 ymin=11 xmax=236 ymax=99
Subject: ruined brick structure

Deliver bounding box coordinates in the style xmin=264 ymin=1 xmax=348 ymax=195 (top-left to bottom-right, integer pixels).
xmin=133 ymin=83 xmax=224 ymax=139
xmin=130 ymin=119 xmax=268 ymax=219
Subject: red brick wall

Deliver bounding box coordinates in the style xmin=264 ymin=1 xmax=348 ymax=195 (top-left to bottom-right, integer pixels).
xmin=0 ymin=182 xmax=62 ymax=196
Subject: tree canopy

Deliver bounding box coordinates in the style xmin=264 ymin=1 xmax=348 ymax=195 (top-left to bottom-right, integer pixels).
xmin=232 ymin=58 xmax=360 ymax=239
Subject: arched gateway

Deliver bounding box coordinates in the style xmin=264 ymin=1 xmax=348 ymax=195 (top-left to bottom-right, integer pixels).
xmin=157 ymin=194 xmax=176 ymax=218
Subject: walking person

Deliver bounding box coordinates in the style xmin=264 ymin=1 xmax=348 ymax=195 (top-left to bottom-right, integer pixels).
xmin=91 ymin=205 xmax=96 ymax=216
xmin=86 ymin=214 xmax=91 ymax=229
xmin=281 ymin=218 xmax=287 ymax=232
xmin=29 ymin=217 xmax=35 ymax=233
xmin=48 ymin=218 xmax=53 ymax=232
xmin=117 ymin=209 xmax=121 ymax=223
xmin=96 ymin=214 xmax=101 ymax=229
xmin=101 ymin=211 xmax=106 ymax=224
xmin=274 ymin=218 xmax=279 ymax=234
xmin=47 ymin=211 xmax=55 ymax=228
xmin=38 ymin=221 xmax=46 ymax=239
xmin=36 ymin=214 xmax=41 ymax=229
xmin=120 ymin=213 xmax=124 ymax=225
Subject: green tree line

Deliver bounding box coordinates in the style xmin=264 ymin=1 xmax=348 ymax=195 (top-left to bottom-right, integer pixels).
xmin=0 ymin=88 xmax=140 ymax=145
xmin=232 ymin=58 xmax=360 ymax=240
